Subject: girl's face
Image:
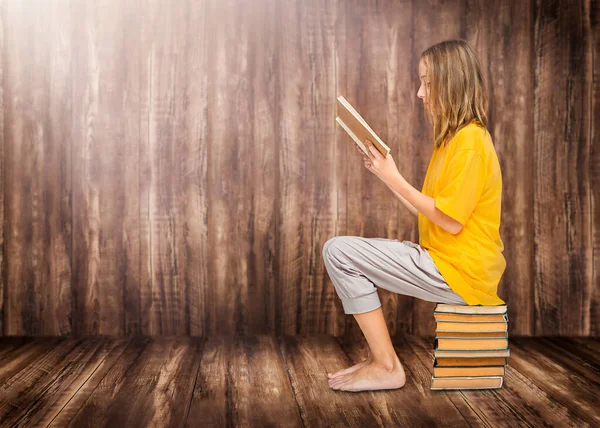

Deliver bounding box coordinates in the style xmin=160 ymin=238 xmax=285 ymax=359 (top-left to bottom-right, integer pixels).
xmin=417 ymin=58 xmax=430 ymax=108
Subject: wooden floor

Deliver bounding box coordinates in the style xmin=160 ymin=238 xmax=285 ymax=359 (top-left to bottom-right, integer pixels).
xmin=0 ymin=335 xmax=598 ymax=427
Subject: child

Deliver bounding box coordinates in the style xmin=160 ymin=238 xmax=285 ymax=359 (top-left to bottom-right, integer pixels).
xmin=323 ymin=40 xmax=506 ymax=392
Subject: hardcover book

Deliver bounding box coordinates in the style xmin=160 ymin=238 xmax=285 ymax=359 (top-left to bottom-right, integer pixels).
xmin=335 ymin=95 xmax=391 ymax=158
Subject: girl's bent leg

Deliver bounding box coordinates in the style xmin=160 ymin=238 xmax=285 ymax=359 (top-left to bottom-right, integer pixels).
xmin=352 ymin=306 xmax=403 ymax=372
xmin=328 ymin=305 xmax=407 ymax=391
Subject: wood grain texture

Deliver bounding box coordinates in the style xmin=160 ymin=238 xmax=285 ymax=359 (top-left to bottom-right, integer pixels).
xmin=3 ymin=0 xmax=72 ymax=335
xmin=508 ymin=337 xmax=600 ymax=426
xmin=187 ymin=335 xmax=303 ymax=427
xmin=139 ymin=0 xmax=189 ymax=336
xmin=590 ymin=0 xmax=600 ymax=337
xmin=533 ymin=0 xmax=595 ymax=335
xmin=0 ymin=338 xmax=104 ymax=426
xmin=0 ymin=0 xmax=4 ymax=337
xmin=67 ymin=337 xmax=199 ymax=427
xmin=71 ymin=0 xmax=140 ymax=337
xmin=0 ymin=336 xmax=597 ymax=426
xmin=138 ymin=0 xmax=209 ymax=336
xmin=277 ymin=0 xmax=340 ymax=336
xmin=0 ymin=0 xmax=597 ymax=337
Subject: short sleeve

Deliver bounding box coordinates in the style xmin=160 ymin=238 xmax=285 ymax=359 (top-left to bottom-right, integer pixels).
xmin=434 ymin=149 xmax=485 ymax=226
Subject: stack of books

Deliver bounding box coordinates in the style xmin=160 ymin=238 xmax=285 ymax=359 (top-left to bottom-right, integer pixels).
xmin=430 ymin=303 xmax=509 ymax=390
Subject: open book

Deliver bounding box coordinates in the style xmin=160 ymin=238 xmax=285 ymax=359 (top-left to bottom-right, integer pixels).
xmin=335 ymin=95 xmax=391 ymax=158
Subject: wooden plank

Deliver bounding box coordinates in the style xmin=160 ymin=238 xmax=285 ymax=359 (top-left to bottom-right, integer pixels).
xmin=202 ymin=0 xmax=280 ymax=336
xmin=18 ymin=339 xmax=126 ymax=427
xmin=464 ymin=0 xmax=535 ymax=335
xmin=138 ymin=0 xmax=210 ymax=335
xmin=68 ymin=337 xmax=200 ymax=427
xmin=53 ymin=337 xmax=152 ymax=427
xmin=279 ymin=335 xmax=382 ymax=425
xmin=45 ymin=338 xmax=134 ymax=427
xmin=546 ymin=337 xmax=600 ymax=366
xmin=533 ymin=0 xmax=594 ymax=335
xmin=235 ymin=0 xmax=279 ymax=335
xmin=187 ymin=335 xmax=303 ymax=426
xmin=71 ymin=0 xmax=141 ymax=337
xmin=0 ymin=337 xmax=34 ymax=362
xmin=176 ymin=0 xmax=210 ymax=337
xmin=567 ymin=336 xmax=600 ymax=355
xmin=4 ymin=0 xmax=72 ymax=336
xmin=0 ymin=0 xmax=4 ymax=337
xmin=591 ymin=0 xmax=600 ymax=337
xmin=521 ymin=337 xmax=600 ymax=385
xmin=0 ymin=338 xmax=107 ymax=426
xmin=276 ymin=0 xmax=339 ymax=336
xmin=407 ymin=336 xmax=588 ymax=427
xmin=508 ymin=338 xmax=600 ymax=426
xmin=337 ymin=335 xmax=480 ymax=426
xmin=0 ymin=338 xmax=63 ymax=387
xmin=184 ymin=336 xmax=227 ymax=426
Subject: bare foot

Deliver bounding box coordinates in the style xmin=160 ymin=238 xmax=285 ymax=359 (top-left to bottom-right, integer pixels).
xmin=328 ymin=354 xmax=373 ymax=379
xmin=328 ymin=359 xmax=406 ymax=392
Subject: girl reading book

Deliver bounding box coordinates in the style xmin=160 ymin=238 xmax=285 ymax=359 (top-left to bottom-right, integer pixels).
xmin=323 ymin=40 xmax=506 ymax=392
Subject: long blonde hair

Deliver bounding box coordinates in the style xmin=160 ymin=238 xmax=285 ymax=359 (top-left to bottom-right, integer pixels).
xmin=421 ymin=40 xmax=488 ymax=149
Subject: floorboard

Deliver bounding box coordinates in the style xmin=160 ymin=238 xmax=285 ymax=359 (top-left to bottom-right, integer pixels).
xmin=0 ymin=336 xmax=595 ymax=427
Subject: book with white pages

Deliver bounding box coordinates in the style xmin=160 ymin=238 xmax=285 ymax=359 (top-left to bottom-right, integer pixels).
xmin=335 ymin=95 xmax=391 ymax=158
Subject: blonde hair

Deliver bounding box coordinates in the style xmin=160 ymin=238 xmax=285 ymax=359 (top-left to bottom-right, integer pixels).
xmin=420 ymin=40 xmax=488 ymax=149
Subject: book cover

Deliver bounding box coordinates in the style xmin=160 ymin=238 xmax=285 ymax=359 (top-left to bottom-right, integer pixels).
xmin=436 ymin=321 xmax=508 ymax=333
xmin=434 ymin=336 xmax=509 ymax=351
xmin=435 ymin=331 xmax=508 ymax=338
xmin=430 ymin=375 xmax=504 ymax=390
xmin=434 ymin=304 xmax=507 ymax=315
xmin=434 ymin=348 xmax=511 ymax=358
xmin=335 ymin=95 xmax=391 ymax=158
xmin=433 ymin=365 xmax=505 ymax=378
xmin=434 ymin=356 xmax=508 ymax=367
xmin=434 ymin=313 xmax=509 ymax=323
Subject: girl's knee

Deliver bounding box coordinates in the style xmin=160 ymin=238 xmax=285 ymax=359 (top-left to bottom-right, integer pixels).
xmin=322 ymin=236 xmax=356 ymax=265
xmin=323 ymin=236 xmax=344 ymax=259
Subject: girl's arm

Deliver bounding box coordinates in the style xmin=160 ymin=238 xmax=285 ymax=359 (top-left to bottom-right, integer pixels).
xmin=384 ymin=181 xmax=418 ymax=217
xmin=354 ymin=143 xmax=419 ymax=216
xmin=387 ymin=173 xmax=463 ymax=235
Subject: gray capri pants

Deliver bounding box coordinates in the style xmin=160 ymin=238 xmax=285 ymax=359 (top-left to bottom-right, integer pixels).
xmin=322 ymin=236 xmax=468 ymax=314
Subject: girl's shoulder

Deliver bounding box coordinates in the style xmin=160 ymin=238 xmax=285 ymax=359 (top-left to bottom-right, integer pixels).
xmin=449 ymin=122 xmax=489 ymax=153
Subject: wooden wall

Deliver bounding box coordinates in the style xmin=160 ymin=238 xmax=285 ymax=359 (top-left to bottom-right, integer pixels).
xmin=0 ymin=0 xmax=597 ymax=338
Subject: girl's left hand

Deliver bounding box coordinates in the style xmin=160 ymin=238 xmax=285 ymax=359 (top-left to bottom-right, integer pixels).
xmin=362 ymin=139 xmax=401 ymax=185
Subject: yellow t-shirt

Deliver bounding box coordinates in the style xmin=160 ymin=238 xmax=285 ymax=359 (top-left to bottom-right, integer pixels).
xmin=418 ymin=122 xmax=506 ymax=305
